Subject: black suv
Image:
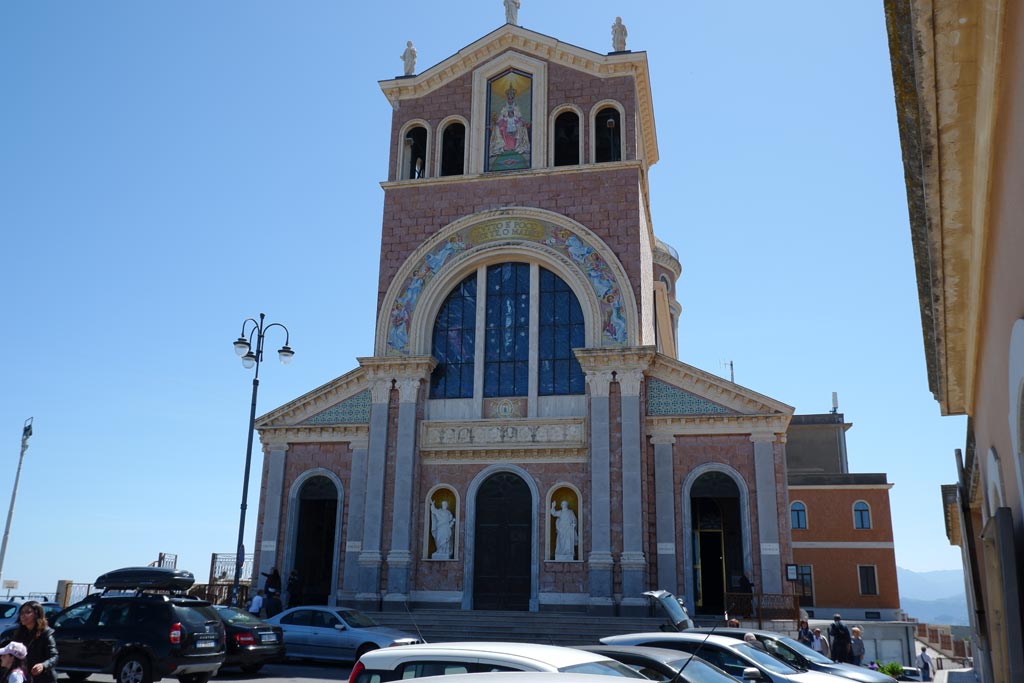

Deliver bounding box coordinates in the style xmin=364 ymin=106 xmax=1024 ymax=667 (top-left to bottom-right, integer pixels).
xmin=24 ymin=567 xmax=226 ymax=683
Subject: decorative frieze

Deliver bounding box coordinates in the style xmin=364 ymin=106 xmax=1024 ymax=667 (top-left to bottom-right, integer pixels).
xmin=419 ymin=418 xmax=587 ymax=459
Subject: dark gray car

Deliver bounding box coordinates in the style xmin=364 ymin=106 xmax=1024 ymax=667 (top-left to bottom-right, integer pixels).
xmin=574 ymin=645 xmax=743 ymax=683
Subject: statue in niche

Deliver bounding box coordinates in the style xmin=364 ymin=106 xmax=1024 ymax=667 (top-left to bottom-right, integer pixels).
xmin=550 ymin=499 xmax=578 ymax=561
xmin=611 ymin=17 xmax=628 ymax=52
xmin=430 ymin=498 xmax=455 ymax=559
xmin=401 ymin=41 xmax=417 ymax=76
xmin=504 ymin=0 xmax=520 ymax=25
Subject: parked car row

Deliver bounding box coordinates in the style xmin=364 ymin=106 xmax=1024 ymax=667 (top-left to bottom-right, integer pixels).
xmin=0 ymin=571 xmax=900 ymax=683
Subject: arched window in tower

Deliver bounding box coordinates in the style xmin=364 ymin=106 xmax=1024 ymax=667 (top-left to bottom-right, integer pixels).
xmin=402 ymin=125 xmax=428 ymax=180
xmin=440 ymin=122 xmax=466 ymax=176
xmin=853 ymin=501 xmax=872 ymax=529
xmin=791 ymin=501 xmax=807 ymax=530
xmin=484 ymin=263 xmax=530 ymax=397
xmin=553 ymin=110 xmax=580 ymax=166
xmin=429 ymin=274 xmax=477 ymax=399
xmin=538 ymin=268 xmax=584 ymax=395
xmin=595 ymin=107 xmax=621 ymax=163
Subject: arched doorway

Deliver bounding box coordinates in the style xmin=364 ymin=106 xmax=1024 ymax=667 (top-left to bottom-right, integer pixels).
xmin=473 ymin=472 xmax=532 ymax=610
xmin=690 ymin=471 xmax=744 ymax=616
xmin=293 ymin=475 xmax=338 ymax=605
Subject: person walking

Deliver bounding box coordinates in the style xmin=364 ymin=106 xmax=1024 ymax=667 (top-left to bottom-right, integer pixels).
xmin=248 ymin=589 xmax=265 ymax=617
xmin=796 ymin=619 xmax=813 ymax=647
xmin=915 ymin=646 xmax=935 ymax=681
xmin=850 ymin=627 xmax=865 ymax=666
xmin=286 ymin=569 xmax=302 ymax=608
xmin=811 ymin=628 xmax=830 ymax=659
xmin=10 ymin=602 xmax=58 ymax=683
xmin=0 ymin=642 xmax=28 ymax=683
xmin=261 ymin=566 xmax=282 ymax=595
xmin=828 ymin=613 xmax=852 ymax=663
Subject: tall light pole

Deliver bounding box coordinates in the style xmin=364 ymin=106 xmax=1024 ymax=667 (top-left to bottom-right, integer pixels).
xmin=0 ymin=418 xmax=33 ymax=585
xmin=230 ymin=314 xmax=293 ymax=606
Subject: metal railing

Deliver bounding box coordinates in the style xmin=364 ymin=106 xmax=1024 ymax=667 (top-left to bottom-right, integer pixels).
xmin=209 ymin=552 xmax=252 ymax=584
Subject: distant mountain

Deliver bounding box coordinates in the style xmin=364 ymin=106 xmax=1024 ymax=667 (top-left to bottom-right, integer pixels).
xmin=897 ymin=566 xmax=966 ymax=600
xmin=898 ymin=566 xmax=969 ymax=626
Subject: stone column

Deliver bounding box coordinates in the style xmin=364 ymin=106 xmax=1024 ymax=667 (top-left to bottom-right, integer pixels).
xmin=258 ymin=441 xmax=288 ymax=584
xmin=385 ymin=378 xmax=422 ymax=606
xmin=752 ymin=431 xmax=782 ymax=594
xmin=341 ymin=437 xmax=368 ymax=599
xmin=357 ymin=379 xmax=392 ymax=605
xmin=651 ymin=434 xmax=678 ymax=594
xmin=618 ymin=369 xmax=647 ymax=612
xmin=585 ymin=369 xmax=615 ymax=614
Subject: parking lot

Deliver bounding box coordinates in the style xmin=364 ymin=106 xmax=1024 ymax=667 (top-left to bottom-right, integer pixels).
xmin=56 ymin=662 xmax=353 ymax=683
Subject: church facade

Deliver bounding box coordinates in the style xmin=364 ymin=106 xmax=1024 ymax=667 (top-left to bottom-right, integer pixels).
xmin=252 ymin=18 xmax=797 ymax=616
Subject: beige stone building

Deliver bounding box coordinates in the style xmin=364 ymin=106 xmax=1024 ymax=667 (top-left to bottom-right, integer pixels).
xmin=886 ymin=0 xmax=1024 ymax=681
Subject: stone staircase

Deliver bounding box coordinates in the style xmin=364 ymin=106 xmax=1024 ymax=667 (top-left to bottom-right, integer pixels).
xmin=365 ymin=609 xmax=691 ymax=647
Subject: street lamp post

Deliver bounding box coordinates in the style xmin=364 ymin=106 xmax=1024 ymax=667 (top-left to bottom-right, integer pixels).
xmin=0 ymin=418 xmax=33 ymax=585
xmin=230 ymin=314 xmax=293 ymax=606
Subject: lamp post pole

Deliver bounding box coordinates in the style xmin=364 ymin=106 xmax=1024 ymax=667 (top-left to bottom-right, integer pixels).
xmin=230 ymin=314 xmax=293 ymax=606
xmin=0 ymin=418 xmax=33 ymax=585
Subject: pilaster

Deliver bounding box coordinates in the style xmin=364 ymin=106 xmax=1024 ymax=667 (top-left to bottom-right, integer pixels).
xmin=618 ymin=368 xmax=647 ymax=603
xmin=257 ymin=441 xmax=288 ymax=584
xmin=751 ymin=431 xmax=782 ymax=594
xmin=341 ymin=437 xmax=368 ymax=599
xmin=388 ymin=376 xmax=427 ymax=597
xmin=651 ymin=433 xmax=678 ymax=594
xmin=584 ymin=368 xmax=613 ymax=608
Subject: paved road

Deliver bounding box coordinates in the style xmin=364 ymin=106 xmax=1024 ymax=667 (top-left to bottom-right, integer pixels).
xmin=57 ymin=662 xmax=353 ymax=683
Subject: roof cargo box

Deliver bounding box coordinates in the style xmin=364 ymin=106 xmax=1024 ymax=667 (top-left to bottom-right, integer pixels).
xmin=94 ymin=567 xmax=195 ymax=591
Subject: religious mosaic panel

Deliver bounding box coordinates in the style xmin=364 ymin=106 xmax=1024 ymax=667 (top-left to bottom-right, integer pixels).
xmin=486 ymin=69 xmax=532 ymax=171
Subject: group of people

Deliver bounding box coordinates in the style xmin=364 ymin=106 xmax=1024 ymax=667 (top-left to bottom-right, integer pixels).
xmin=797 ymin=614 xmax=866 ymax=666
xmin=797 ymin=614 xmax=936 ymax=680
xmin=0 ymin=602 xmax=59 ymax=683
xmin=248 ymin=567 xmax=302 ymax=618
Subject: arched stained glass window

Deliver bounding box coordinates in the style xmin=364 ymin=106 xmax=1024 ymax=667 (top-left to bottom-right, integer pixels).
xmin=484 ymin=263 xmax=530 ymax=397
xmin=429 ymin=274 xmax=477 ymax=399
xmin=538 ymin=268 xmax=584 ymax=395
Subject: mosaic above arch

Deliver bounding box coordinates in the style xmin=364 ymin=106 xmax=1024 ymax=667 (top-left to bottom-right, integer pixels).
xmin=386 ymin=216 xmax=630 ymax=355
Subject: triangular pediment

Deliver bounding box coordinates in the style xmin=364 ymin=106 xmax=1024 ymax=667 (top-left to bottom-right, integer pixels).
xmin=647 ymin=354 xmax=794 ymax=417
xmin=379 ymin=24 xmax=658 ymax=166
xmin=255 ymin=366 xmax=368 ymax=429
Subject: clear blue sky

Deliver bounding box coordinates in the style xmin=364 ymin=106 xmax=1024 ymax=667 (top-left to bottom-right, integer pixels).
xmin=0 ymin=1 xmax=967 ymax=597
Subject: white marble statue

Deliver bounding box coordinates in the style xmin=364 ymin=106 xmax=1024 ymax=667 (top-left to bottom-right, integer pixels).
xmin=550 ymin=500 xmax=578 ymax=561
xmin=401 ymin=41 xmax=417 ymax=76
xmin=504 ymin=0 xmax=520 ymax=25
xmin=611 ymin=17 xmax=627 ymax=52
xmin=430 ymin=499 xmax=455 ymax=559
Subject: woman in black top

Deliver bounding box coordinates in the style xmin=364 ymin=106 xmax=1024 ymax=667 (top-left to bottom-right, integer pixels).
xmin=11 ymin=602 xmax=57 ymax=683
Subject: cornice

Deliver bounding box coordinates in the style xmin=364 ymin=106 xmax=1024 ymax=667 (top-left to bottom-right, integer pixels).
xmin=645 ymin=413 xmax=790 ymax=437
xmin=575 ymin=346 xmax=657 ymax=373
xmin=258 ymin=424 xmax=370 ymax=446
xmin=379 ymin=25 xmax=658 ymax=167
xmin=647 ymin=353 xmax=794 ymax=417
xmin=359 ymin=355 xmax=437 ymax=380
xmin=255 ymin=366 xmax=367 ymax=428
xmin=380 ymin=160 xmax=643 ymax=191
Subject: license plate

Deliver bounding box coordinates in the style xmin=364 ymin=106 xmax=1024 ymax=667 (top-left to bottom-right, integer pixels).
xmin=196 ymin=640 xmax=216 ymax=649
xmin=260 ymin=633 xmax=278 ymax=644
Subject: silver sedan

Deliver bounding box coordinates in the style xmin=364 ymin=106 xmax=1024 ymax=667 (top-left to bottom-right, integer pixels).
xmin=264 ymin=605 xmax=421 ymax=662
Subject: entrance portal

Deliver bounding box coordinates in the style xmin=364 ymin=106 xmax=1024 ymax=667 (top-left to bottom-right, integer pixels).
xmin=293 ymin=475 xmax=337 ymax=605
xmin=690 ymin=471 xmax=743 ymax=616
xmin=473 ymin=472 xmax=531 ymax=610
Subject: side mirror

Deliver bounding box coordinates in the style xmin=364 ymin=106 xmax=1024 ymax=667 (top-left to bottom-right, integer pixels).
xmin=741 ymin=668 xmax=764 ymax=681
xmin=334 ymin=623 xmax=346 ymax=631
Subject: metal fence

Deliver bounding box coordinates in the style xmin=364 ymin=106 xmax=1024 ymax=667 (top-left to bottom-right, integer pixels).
xmin=208 ymin=553 xmax=253 ymax=584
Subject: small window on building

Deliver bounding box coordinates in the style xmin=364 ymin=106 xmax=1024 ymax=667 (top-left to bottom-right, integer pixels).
xmin=854 ymin=501 xmax=872 ymax=529
xmin=858 ymin=565 xmax=878 ymax=595
xmin=796 ymin=565 xmax=814 ymax=607
xmin=791 ymin=501 xmax=807 ymax=530
xmin=402 ymin=125 xmax=428 ymax=180
xmin=595 ymin=107 xmax=621 ymax=162
xmin=865 ymin=611 xmax=881 ymax=620
xmin=440 ymin=122 xmax=465 ymax=176
xmin=553 ymin=110 xmax=579 ymax=166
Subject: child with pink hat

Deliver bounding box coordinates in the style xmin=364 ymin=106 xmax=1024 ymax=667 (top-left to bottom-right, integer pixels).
xmin=0 ymin=642 xmax=28 ymax=683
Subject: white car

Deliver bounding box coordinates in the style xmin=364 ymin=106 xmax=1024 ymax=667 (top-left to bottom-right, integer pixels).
xmin=350 ymin=642 xmax=648 ymax=683
xmin=600 ymin=632 xmax=848 ymax=682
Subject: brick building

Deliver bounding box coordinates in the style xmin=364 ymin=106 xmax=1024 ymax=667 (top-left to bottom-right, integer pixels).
xmin=786 ymin=414 xmax=900 ymax=621
xmin=251 ymin=16 xmax=801 ymax=617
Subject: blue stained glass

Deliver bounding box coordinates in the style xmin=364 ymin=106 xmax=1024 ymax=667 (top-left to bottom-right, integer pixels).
xmin=538 ymin=267 xmax=584 ymax=396
xmin=430 ymin=273 xmax=477 ymax=399
xmin=462 ymin=330 xmax=475 ymax=359
xmin=485 ymin=329 xmax=500 ymax=360
xmin=554 ymin=325 xmax=569 ymax=353
xmin=539 ymin=325 xmax=552 ymax=354
xmin=461 ymin=364 xmax=475 ymax=390
xmin=515 ymin=361 xmax=528 ymax=392
xmin=515 ymin=328 xmax=529 ymax=360
xmin=448 ymin=299 xmax=463 ymax=327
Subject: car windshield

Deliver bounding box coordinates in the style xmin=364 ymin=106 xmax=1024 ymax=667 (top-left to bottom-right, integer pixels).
xmin=0 ymin=604 xmax=18 ymax=620
xmin=337 ymin=609 xmax=378 ymax=628
xmin=773 ymin=635 xmax=833 ymax=664
xmin=674 ymin=659 xmax=740 ymax=683
xmin=732 ymin=643 xmax=798 ymax=675
xmin=215 ymin=606 xmax=263 ymax=625
xmin=560 ymin=661 xmax=647 ymax=678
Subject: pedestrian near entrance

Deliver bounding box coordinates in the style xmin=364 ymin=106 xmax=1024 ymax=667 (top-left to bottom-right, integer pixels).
xmin=0 ymin=642 xmax=28 ymax=683
xmin=796 ymin=619 xmax=813 ymax=647
xmin=248 ymin=589 xmax=265 ymax=617
xmin=11 ymin=602 xmax=58 ymax=683
xmin=286 ymin=569 xmax=302 ymax=608
xmin=850 ymin=627 xmax=865 ymax=666
xmin=263 ymin=591 xmax=283 ymax=618
xmin=262 ymin=566 xmax=282 ymax=595
xmin=828 ymin=613 xmax=852 ymax=663
xmin=916 ymin=646 xmax=935 ymax=681
xmin=811 ymin=628 xmax=830 ymax=659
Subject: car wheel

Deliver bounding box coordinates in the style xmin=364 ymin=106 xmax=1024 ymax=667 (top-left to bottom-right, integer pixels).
xmin=178 ymin=674 xmax=212 ymax=683
xmin=117 ymin=654 xmax=152 ymax=683
xmin=355 ymin=644 xmax=378 ymax=660
xmin=67 ymin=674 xmax=91 ymax=683
xmin=239 ymin=665 xmax=264 ymax=675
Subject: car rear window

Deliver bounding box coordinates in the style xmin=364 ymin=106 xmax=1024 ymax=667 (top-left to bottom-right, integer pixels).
xmin=0 ymin=604 xmax=18 ymax=620
xmin=215 ymin=607 xmax=263 ymax=625
xmin=173 ymin=604 xmax=220 ymax=627
xmin=560 ymin=661 xmax=647 ymax=678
